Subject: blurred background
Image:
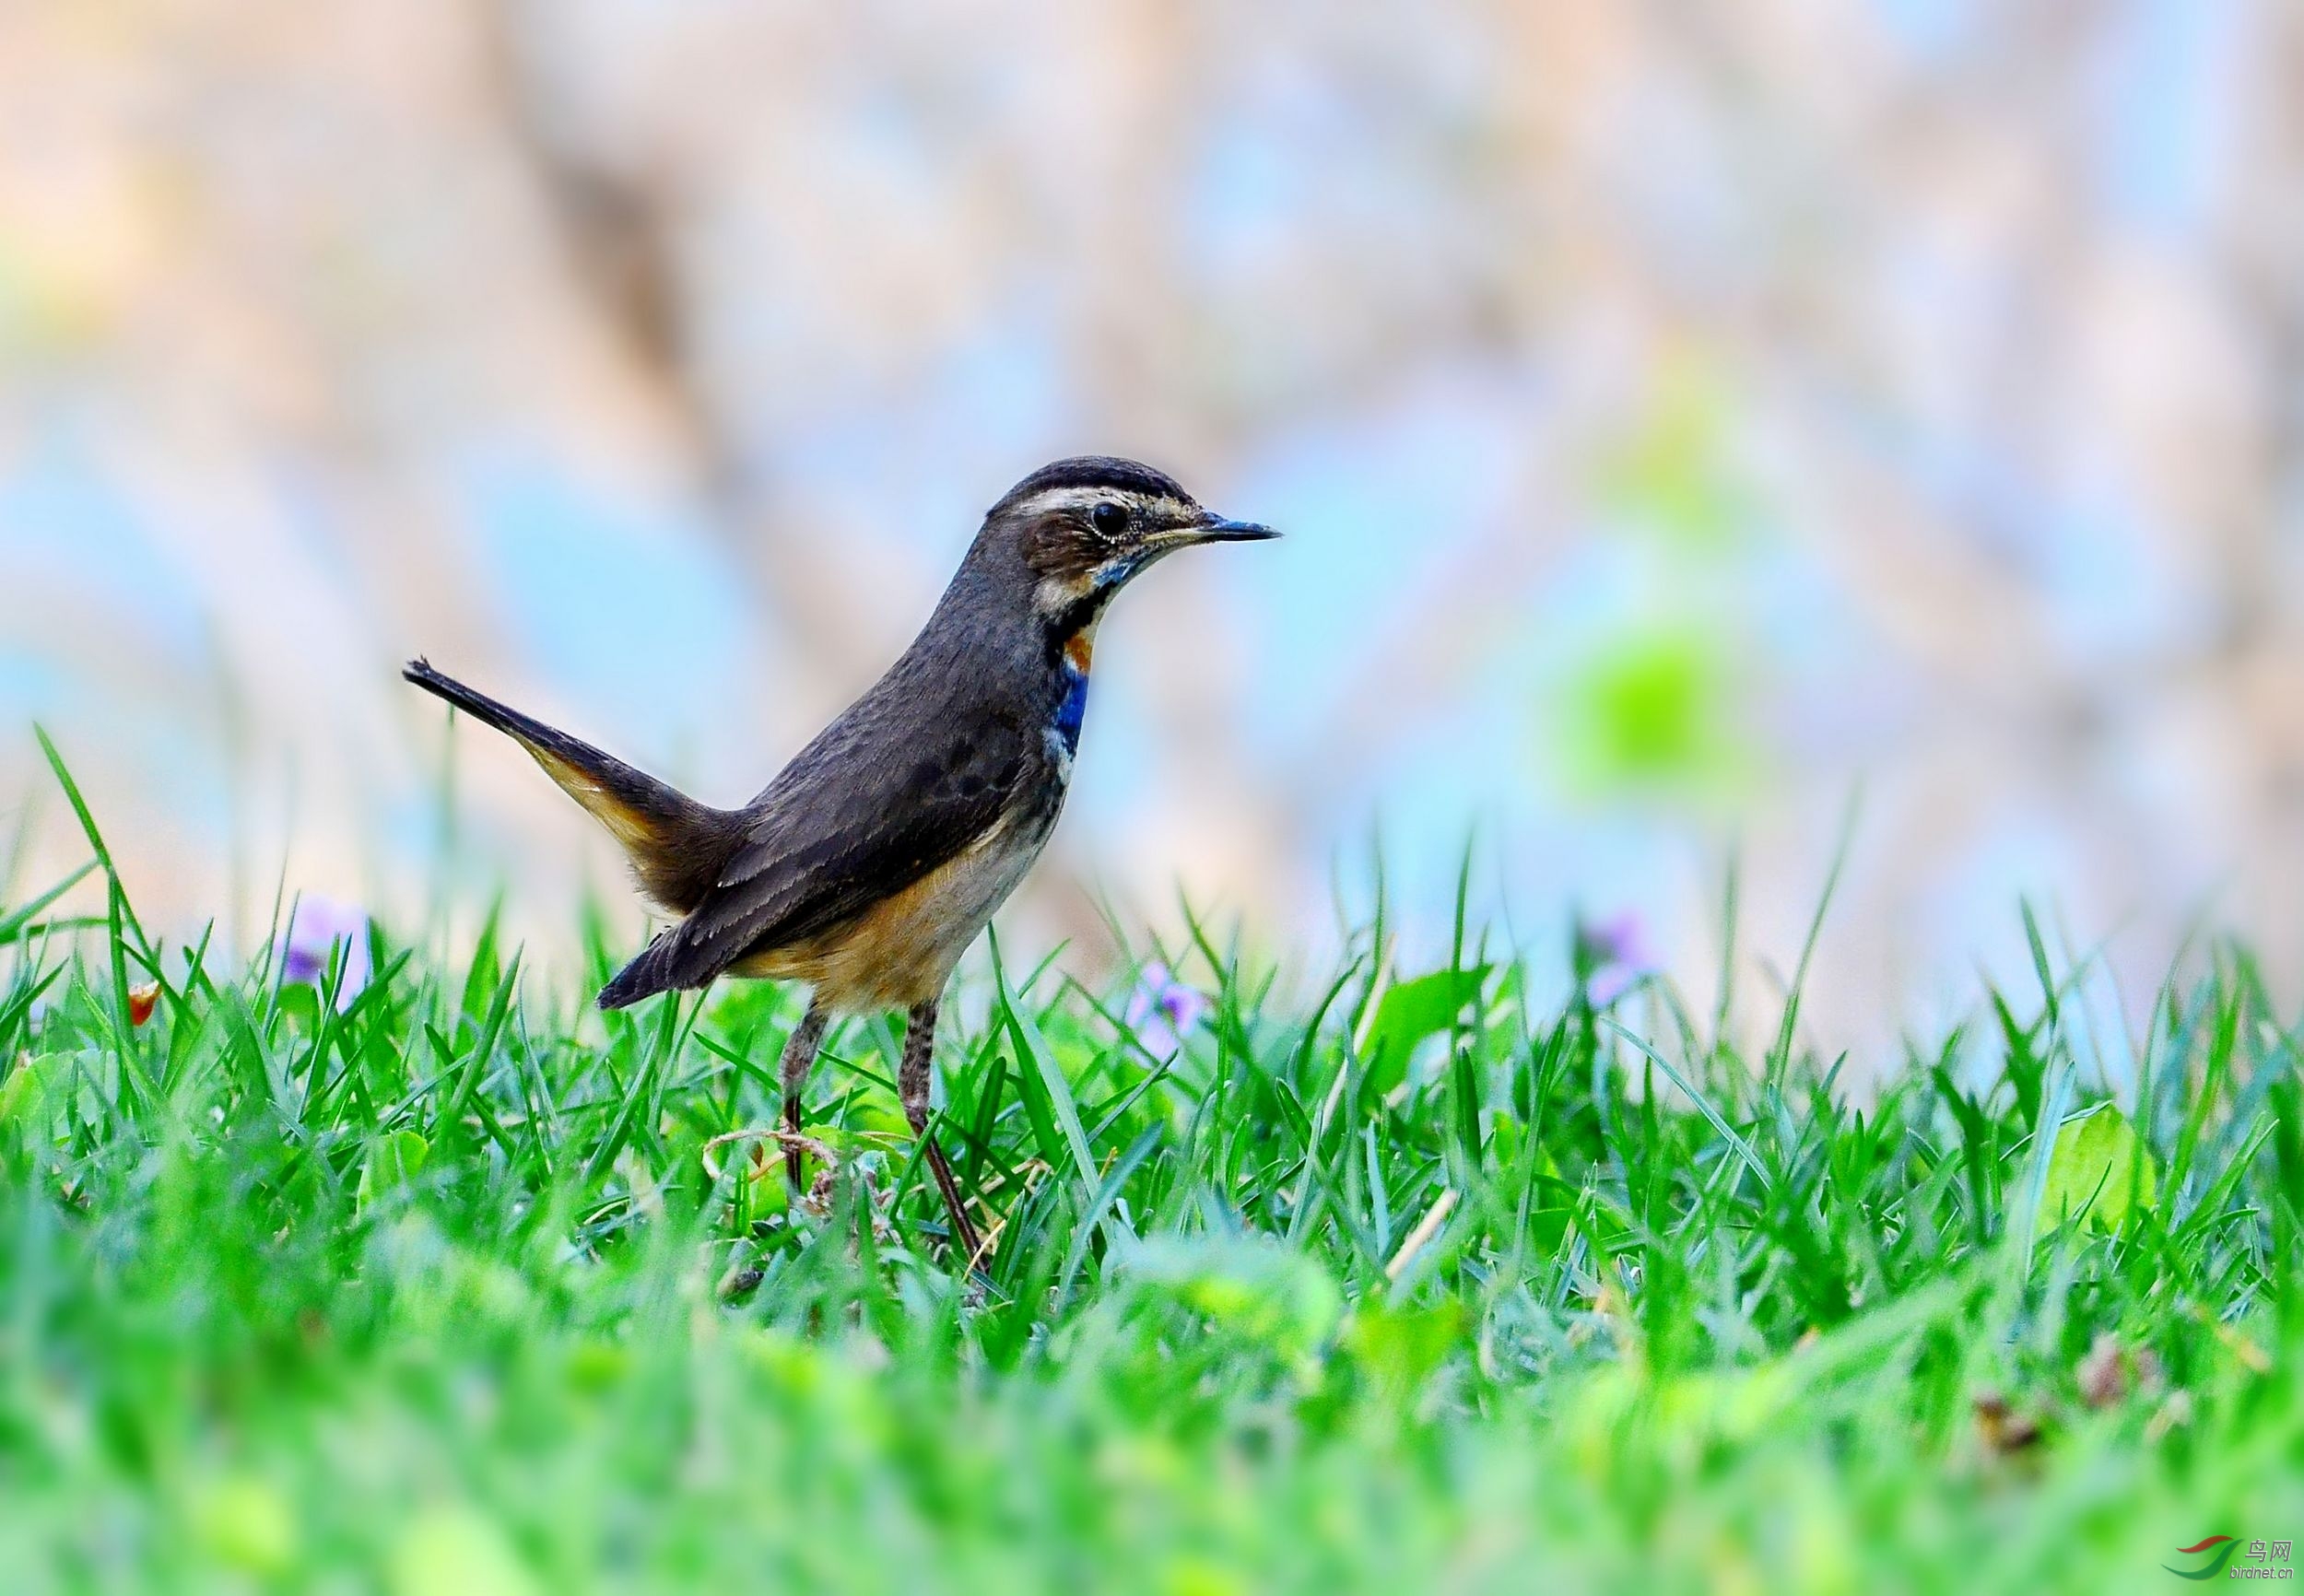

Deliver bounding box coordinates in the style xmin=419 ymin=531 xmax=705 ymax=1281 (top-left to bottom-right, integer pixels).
xmin=4 ymin=0 xmax=2301 ymax=1062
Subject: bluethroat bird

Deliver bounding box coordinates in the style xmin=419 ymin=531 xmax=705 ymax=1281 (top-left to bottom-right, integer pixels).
xmin=405 ymin=457 xmax=1275 ymax=1260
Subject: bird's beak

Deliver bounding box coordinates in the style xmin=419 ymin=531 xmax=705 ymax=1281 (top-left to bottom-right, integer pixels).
xmin=1165 ymin=513 xmax=1280 ymax=549
xmin=1105 ymin=513 xmax=1279 ymax=587
xmin=1199 ymin=515 xmax=1281 ymax=543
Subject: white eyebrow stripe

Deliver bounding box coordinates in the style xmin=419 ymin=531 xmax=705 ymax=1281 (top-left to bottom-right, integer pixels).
xmin=1011 ymin=486 xmax=1176 ymax=519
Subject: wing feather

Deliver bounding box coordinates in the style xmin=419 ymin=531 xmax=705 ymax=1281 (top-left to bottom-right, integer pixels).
xmin=597 ymin=699 xmax=1040 ymax=1008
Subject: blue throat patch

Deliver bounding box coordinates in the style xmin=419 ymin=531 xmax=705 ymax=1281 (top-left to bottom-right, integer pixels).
xmin=1054 ymin=667 xmax=1089 ymax=755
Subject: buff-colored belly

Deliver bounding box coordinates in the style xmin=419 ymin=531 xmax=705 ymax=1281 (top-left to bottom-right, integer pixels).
xmin=729 ymin=815 xmax=1048 ymax=1013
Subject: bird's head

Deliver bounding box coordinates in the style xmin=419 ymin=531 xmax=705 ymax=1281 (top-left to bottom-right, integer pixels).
xmin=980 ymin=456 xmax=1277 ymax=637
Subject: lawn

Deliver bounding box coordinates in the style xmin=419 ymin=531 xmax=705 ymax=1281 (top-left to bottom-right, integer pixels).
xmin=1 ymin=751 xmax=2299 ymax=1592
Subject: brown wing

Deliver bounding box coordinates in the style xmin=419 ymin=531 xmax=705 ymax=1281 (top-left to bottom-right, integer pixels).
xmin=596 ymin=701 xmax=1039 ymax=1008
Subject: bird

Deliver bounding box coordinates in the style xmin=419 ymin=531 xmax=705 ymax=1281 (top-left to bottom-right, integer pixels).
xmin=403 ymin=456 xmax=1275 ymax=1261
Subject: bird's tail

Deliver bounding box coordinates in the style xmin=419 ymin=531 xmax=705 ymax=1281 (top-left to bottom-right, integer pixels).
xmin=403 ymin=659 xmax=739 ymax=918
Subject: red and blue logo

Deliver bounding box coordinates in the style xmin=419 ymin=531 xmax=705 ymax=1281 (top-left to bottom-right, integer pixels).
xmin=2166 ymin=1538 xmax=2242 ymax=1580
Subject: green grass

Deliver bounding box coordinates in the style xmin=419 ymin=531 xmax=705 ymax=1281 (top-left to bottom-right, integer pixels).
xmin=2 ymin=756 xmax=2301 ymax=1592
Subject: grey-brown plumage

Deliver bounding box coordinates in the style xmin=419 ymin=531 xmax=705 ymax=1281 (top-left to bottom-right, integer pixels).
xmin=404 ymin=455 xmax=1275 ymax=1260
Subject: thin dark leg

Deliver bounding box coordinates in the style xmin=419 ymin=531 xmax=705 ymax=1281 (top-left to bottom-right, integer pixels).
xmin=780 ymin=1002 xmax=829 ymax=1192
xmin=901 ymin=999 xmax=982 ymax=1262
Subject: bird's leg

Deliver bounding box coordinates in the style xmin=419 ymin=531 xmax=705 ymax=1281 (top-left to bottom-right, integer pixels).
xmin=901 ymin=999 xmax=982 ymax=1262
xmin=779 ymin=1002 xmax=829 ymax=1193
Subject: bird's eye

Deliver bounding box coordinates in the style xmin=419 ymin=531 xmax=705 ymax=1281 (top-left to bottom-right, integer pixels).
xmin=1089 ymin=502 xmax=1128 ymax=539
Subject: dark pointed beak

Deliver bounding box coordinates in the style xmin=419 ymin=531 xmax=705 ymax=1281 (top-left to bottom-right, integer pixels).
xmin=1185 ymin=514 xmax=1280 ymax=546
xmin=1121 ymin=512 xmax=1279 ymax=578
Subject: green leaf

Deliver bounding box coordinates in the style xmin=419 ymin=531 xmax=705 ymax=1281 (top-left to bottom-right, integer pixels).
xmin=2042 ymin=1104 xmax=2157 ymax=1230
xmin=0 ymin=1050 xmax=56 ymax=1129
xmin=389 ymin=1505 xmax=538 ymax=1596
xmin=188 ymin=1474 xmax=299 ymax=1576
xmin=359 ymin=1129 xmax=430 ymax=1204
xmin=459 ymin=898 xmax=506 ymax=1027
xmin=0 ymin=860 xmax=96 ymax=947
xmin=1364 ymin=966 xmax=1490 ymax=1098
xmin=1006 ymin=1039 xmax=1065 ymax=1178
xmin=1568 ymin=632 xmax=1729 ymax=787
xmin=996 ymin=959 xmax=1099 ymax=1196
xmin=1344 ymin=1299 xmax=1467 ymax=1402
xmin=1128 ymin=1237 xmax=1342 ymax=1369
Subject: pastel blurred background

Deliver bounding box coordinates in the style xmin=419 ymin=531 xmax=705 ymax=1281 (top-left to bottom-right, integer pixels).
xmin=5 ymin=0 xmax=2300 ymax=1063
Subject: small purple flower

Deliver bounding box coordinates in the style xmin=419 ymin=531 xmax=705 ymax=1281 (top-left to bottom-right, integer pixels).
xmin=1576 ymin=910 xmax=1658 ymax=1008
xmin=281 ymin=894 xmax=371 ymax=1010
xmin=1123 ymin=962 xmax=1212 ymax=1061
